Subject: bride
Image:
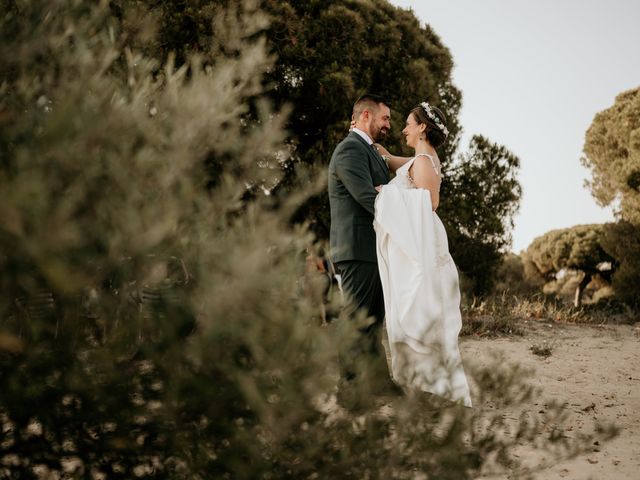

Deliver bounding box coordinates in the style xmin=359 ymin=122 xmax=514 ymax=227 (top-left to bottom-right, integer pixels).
xmin=373 ymin=102 xmax=472 ymax=407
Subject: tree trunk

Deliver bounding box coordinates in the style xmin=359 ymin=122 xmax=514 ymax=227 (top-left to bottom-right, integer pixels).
xmin=574 ymin=272 xmax=592 ymax=307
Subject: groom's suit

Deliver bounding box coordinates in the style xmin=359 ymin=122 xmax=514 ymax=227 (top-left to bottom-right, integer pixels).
xmin=329 ymin=131 xmax=390 ymax=266
xmin=328 ymin=130 xmax=390 ymax=366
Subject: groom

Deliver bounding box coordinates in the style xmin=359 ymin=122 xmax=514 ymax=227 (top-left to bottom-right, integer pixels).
xmin=328 ymin=94 xmax=395 ymax=400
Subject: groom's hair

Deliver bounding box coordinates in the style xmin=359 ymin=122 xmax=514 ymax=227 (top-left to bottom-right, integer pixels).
xmin=353 ymin=94 xmax=389 ymax=118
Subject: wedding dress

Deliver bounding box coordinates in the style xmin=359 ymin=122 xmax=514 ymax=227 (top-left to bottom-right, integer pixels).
xmin=374 ymin=153 xmax=472 ymax=407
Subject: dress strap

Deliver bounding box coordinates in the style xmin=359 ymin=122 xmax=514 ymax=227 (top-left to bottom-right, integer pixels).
xmin=413 ymin=152 xmax=440 ymax=176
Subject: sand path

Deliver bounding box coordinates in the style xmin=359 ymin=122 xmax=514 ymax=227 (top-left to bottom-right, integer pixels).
xmin=462 ymin=321 xmax=640 ymax=479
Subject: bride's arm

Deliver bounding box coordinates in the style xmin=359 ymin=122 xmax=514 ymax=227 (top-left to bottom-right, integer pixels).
xmin=410 ymin=156 xmax=440 ymax=210
xmin=373 ymin=143 xmax=412 ymax=173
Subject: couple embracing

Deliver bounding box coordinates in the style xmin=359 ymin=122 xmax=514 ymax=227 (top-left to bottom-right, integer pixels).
xmin=328 ymin=94 xmax=472 ymax=408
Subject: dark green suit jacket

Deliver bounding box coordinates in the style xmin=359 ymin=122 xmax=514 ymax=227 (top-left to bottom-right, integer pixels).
xmin=328 ymin=132 xmax=390 ymax=263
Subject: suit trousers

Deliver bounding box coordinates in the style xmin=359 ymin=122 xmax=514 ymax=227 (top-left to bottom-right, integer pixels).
xmin=336 ymin=260 xmax=385 ymax=327
xmin=334 ymin=260 xmax=387 ymax=382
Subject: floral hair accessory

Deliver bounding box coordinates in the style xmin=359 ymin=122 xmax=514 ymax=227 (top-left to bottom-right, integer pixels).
xmin=420 ymin=101 xmax=449 ymax=137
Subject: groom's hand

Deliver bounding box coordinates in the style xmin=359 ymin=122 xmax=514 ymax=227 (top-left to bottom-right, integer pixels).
xmin=375 ymin=185 xmax=382 ymax=193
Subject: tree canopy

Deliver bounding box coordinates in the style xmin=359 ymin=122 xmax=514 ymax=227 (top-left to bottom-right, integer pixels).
xmin=525 ymin=225 xmax=614 ymax=306
xmin=262 ymin=0 xmax=462 ymax=161
xmin=582 ymin=87 xmax=640 ymax=224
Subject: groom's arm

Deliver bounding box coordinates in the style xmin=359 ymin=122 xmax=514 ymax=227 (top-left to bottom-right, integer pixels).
xmin=333 ymin=143 xmax=378 ymax=215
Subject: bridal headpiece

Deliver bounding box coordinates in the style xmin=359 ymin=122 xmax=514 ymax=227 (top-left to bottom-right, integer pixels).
xmin=420 ymin=101 xmax=449 ymax=137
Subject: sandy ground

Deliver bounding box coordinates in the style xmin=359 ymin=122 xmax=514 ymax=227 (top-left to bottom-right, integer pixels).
xmin=462 ymin=321 xmax=640 ymax=480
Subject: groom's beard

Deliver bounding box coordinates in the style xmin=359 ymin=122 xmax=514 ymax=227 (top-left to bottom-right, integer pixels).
xmin=371 ymin=125 xmax=389 ymax=142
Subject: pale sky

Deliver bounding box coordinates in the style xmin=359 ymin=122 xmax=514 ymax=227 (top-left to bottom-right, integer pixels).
xmin=389 ymin=0 xmax=640 ymax=252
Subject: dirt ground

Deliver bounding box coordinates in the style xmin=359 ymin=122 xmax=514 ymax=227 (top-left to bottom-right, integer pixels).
xmin=462 ymin=321 xmax=640 ymax=480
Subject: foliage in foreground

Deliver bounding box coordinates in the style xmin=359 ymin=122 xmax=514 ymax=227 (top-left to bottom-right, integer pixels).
xmin=0 ymin=1 xmax=612 ymax=478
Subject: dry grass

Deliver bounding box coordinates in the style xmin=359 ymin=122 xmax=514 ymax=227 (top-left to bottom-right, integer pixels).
xmin=461 ymin=292 xmax=639 ymax=337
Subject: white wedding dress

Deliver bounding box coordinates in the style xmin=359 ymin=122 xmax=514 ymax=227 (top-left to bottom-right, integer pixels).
xmin=374 ymin=154 xmax=472 ymax=407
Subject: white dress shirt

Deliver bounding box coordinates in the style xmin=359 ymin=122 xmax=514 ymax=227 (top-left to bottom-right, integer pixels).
xmin=352 ymin=127 xmax=374 ymax=145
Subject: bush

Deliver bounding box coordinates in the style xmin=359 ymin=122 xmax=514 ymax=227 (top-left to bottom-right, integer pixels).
xmin=493 ymin=253 xmax=542 ymax=296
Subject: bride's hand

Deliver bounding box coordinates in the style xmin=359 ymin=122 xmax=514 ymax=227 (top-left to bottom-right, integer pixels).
xmin=349 ymin=119 xmax=356 ymax=131
xmin=374 ymin=143 xmax=390 ymax=156
xmin=375 ymin=185 xmax=382 ymax=192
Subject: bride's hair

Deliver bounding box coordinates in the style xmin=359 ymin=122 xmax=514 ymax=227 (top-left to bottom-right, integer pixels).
xmin=410 ymin=104 xmax=448 ymax=148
